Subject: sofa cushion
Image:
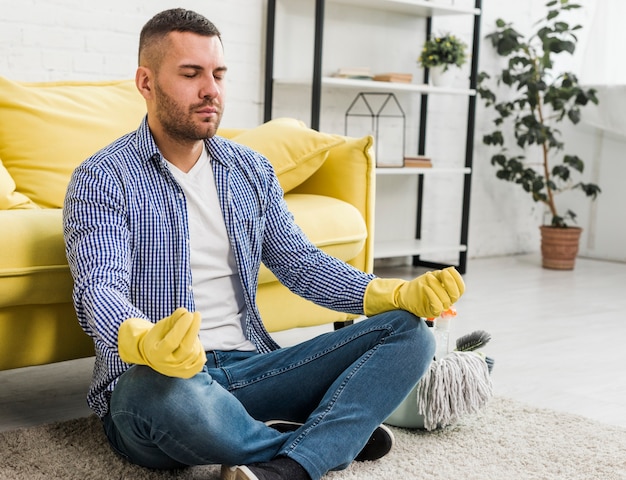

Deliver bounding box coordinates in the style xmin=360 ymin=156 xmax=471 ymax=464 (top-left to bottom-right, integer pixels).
xmin=0 ymin=77 xmax=146 ymax=208
xmin=0 ymin=160 xmax=39 ymax=210
xmin=0 ymin=209 xmax=71 ymax=308
xmin=230 ymin=118 xmax=345 ymax=192
xmin=257 ymin=193 xmax=367 ymax=284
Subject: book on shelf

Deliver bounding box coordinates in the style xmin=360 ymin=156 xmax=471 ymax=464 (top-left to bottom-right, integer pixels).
xmin=403 ymin=155 xmax=433 ymax=168
xmin=332 ymin=67 xmax=373 ymax=80
xmin=373 ymin=72 xmax=413 ymax=84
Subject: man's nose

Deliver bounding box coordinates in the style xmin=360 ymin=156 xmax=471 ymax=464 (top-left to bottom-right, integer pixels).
xmin=200 ymin=77 xmax=220 ymax=100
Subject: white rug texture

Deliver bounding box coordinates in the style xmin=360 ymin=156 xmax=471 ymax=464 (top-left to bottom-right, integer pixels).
xmin=1 ymin=397 xmax=625 ymax=480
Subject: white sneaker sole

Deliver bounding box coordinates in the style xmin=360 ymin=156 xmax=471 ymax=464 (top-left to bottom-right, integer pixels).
xmin=220 ymin=465 xmax=260 ymax=480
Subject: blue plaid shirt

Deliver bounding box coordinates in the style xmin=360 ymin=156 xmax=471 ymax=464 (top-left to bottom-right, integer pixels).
xmin=63 ymin=117 xmax=375 ymax=417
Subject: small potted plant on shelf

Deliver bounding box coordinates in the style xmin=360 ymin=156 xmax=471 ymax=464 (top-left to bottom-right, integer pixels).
xmin=418 ymin=32 xmax=468 ymax=87
xmin=477 ymin=0 xmax=600 ymax=270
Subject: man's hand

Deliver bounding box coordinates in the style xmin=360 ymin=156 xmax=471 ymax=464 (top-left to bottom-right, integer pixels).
xmin=363 ymin=266 xmax=465 ymax=319
xmin=118 ymin=307 xmax=206 ymax=378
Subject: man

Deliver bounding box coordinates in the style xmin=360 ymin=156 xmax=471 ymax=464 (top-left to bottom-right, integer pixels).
xmin=63 ymin=9 xmax=464 ymax=480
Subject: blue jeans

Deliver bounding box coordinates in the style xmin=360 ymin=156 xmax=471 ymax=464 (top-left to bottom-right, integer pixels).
xmin=103 ymin=311 xmax=434 ymax=480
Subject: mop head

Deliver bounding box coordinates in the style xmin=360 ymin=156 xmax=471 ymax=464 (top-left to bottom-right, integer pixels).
xmin=416 ymin=351 xmax=493 ymax=431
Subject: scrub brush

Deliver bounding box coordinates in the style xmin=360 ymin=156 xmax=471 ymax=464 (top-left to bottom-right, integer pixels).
xmin=455 ymin=330 xmax=491 ymax=352
xmin=455 ymin=330 xmax=495 ymax=373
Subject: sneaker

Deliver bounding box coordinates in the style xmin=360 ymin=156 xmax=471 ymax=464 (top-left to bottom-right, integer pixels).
xmin=221 ymin=464 xmax=270 ymax=480
xmin=221 ymin=457 xmax=309 ymax=480
xmin=265 ymin=420 xmax=394 ymax=462
xmin=221 ymin=465 xmax=256 ymax=480
xmin=354 ymin=423 xmax=395 ymax=462
xmin=264 ymin=419 xmax=302 ymax=433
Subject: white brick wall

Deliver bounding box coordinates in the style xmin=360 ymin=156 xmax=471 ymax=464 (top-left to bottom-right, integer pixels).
xmin=0 ymin=0 xmax=267 ymax=127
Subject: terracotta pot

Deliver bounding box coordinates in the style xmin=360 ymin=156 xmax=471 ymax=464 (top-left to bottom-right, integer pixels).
xmin=539 ymin=225 xmax=582 ymax=270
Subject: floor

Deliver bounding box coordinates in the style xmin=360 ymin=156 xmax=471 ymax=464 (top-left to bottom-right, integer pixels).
xmin=1 ymin=253 xmax=625 ymax=433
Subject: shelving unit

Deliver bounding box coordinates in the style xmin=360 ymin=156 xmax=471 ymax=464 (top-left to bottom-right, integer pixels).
xmin=264 ymin=0 xmax=482 ymax=274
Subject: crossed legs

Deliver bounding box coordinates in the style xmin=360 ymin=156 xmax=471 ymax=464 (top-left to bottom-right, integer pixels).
xmin=104 ymin=311 xmax=435 ymax=479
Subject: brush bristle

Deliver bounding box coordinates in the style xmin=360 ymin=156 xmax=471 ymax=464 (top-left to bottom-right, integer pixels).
xmin=455 ymin=330 xmax=492 ymax=352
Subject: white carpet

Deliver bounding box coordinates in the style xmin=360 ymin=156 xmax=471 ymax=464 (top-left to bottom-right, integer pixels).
xmin=1 ymin=397 xmax=625 ymax=480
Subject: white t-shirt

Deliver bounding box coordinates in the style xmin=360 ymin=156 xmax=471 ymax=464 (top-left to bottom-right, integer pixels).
xmin=166 ymin=147 xmax=256 ymax=352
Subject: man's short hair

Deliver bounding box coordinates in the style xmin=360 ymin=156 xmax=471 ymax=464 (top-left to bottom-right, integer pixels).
xmin=139 ymin=9 xmax=221 ymax=67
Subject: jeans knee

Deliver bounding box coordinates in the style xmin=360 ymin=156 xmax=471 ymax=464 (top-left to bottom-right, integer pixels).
xmin=384 ymin=310 xmax=436 ymax=363
xmin=112 ymin=365 xmax=211 ymax=416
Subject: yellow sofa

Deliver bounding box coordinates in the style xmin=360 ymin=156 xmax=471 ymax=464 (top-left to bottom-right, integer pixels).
xmin=0 ymin=77 xmax=375 ymax=371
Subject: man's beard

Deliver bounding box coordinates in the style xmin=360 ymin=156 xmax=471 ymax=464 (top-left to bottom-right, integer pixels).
xmin=153 ymin=80 xmax=222 ymax=142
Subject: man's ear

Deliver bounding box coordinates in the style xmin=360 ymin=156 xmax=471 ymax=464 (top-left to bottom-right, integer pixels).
xmin=135 ymin=66 xmax=153 ymax=100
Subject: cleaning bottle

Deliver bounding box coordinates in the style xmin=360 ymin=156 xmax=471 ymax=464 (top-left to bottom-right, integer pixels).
xmin=431 ymin=306 xmax=457 ymax=361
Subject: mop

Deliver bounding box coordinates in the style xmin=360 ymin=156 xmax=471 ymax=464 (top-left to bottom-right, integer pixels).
xmin=416 ymin=349 xmax=493 ymax=431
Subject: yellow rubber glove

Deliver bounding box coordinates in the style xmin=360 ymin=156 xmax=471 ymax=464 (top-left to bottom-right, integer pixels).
xmin=363 ymin=266 xmax=465 ymax=319
xmin=118 ymin=307 xmax=206 ymax=378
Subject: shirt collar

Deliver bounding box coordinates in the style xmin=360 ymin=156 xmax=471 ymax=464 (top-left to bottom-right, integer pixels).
xmin=135 ymin=116 xmax=161 ymax=165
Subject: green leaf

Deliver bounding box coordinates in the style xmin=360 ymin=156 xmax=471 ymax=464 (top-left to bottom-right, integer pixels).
xmin=563 ymin=154 xmax=584 ymax=172
xmin=552 ymin=164 xmax=570 ymax=181
xmin=567 ymin=108 xmax=581 ymax=124
xmin=491 ymin=153 xmax=507 ymax=166
xmin=566 ymin=210 xmax=578 ymax=222
xmin=495 ymin=102 xmax=513 ymax=117
xmin=576 ymin=183 xmax=602 ymax=199
xmin=554 ymin=21 xmax=569 ymax=32
xmin=563 ymin=40 xmax=576 ymax=54
xmin=484 ymin=131 xmax=504 ymax=146
xmin=516 ymin=133 xmax=528 ymax=148
xmin=477 ymin=71 xmax=490 ymax=82
xmin=477 ymin=86 xmax=497 ymax=104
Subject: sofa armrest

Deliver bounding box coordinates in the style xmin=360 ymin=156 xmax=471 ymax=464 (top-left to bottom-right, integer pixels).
xmin=291 ymin=135 xmax=376 ymax=273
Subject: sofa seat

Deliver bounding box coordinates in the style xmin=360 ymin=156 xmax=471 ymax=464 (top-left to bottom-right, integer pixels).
xmin=0 ymin=209 xmax=92 ymax=370
xmin=1 ymin=195 xmax=367 ymax=309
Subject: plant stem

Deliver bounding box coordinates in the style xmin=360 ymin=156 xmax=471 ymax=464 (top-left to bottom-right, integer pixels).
xmin=532 ymin=58 xmax=558 ymax=223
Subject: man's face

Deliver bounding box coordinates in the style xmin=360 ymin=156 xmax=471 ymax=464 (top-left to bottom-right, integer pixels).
xmin=145 ymin=32 xmax=226 ymax=143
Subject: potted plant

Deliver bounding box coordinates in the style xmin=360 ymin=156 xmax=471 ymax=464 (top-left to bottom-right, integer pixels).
xmin=418 ymin=33 xmax=468 ymax=86
xmin=477 ymin=0 xmax=601 ymax=270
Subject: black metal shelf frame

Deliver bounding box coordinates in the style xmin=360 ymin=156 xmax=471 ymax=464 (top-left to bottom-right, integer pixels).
xmin=263 ymin=0 xmax=482 ymax=274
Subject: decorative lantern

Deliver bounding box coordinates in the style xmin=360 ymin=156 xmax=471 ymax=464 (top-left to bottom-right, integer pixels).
xmin=345 ymin=92 xmax=406 ymax=167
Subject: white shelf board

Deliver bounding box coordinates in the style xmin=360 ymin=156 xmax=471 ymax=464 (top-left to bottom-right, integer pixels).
xmin=328 ymin=0 xmax=480 ymax=17
xmin=376 ymin=167 xmax=471 ymax=175
xmin=323 ymin=77 xmax=475 ymax=96
xmin=373 ymin=239 xmax=467 ymax=259
xmin=273 ymin=77 xmax=475 ymax=96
